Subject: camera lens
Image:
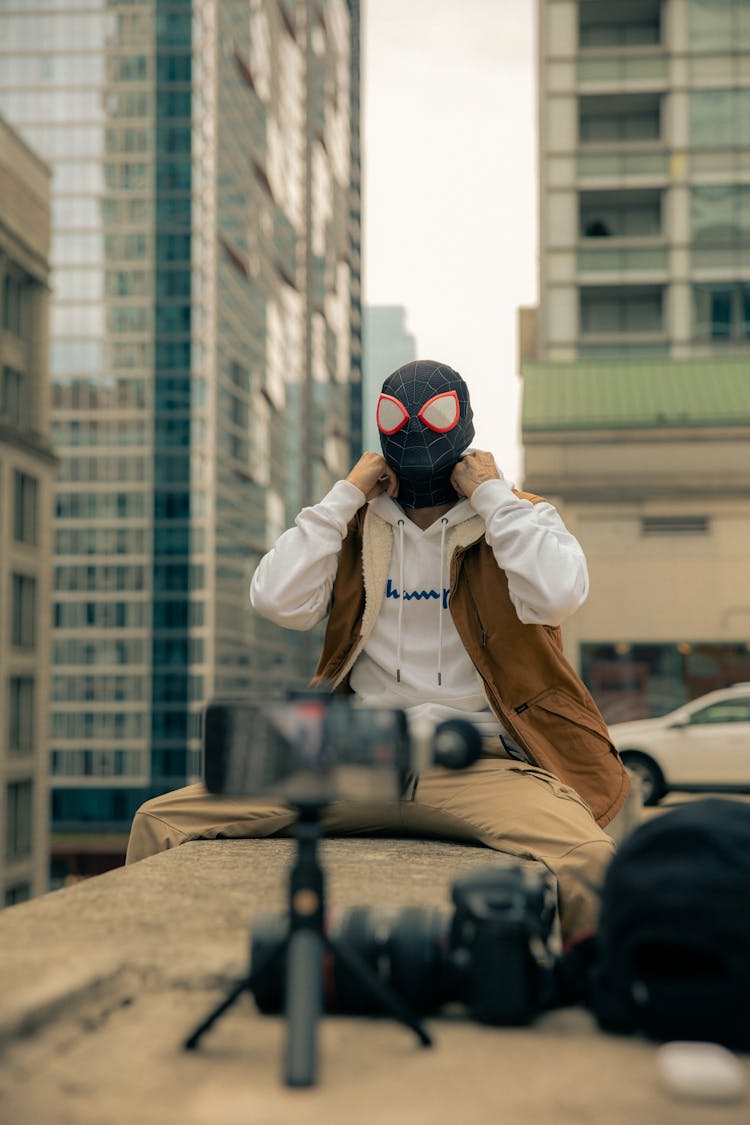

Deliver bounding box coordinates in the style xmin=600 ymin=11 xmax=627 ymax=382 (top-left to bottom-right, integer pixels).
xmin=249 ymin=912 xmax=288 ymax=1013
xmin=249 ymin=905 xmax=452 ymax=1017
xmin=387 ymin=907 xmax=451 ymax=1012
xmin=329 ymin=906 xmax=448 ymax=1014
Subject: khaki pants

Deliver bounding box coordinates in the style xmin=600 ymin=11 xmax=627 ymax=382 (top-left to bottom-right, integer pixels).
xmin=126 ymin=758 xmax=617 ymax=941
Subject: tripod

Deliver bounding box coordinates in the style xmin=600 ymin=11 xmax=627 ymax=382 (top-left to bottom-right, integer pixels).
xmin=184 ymin=798 xmax=433 ymax=1088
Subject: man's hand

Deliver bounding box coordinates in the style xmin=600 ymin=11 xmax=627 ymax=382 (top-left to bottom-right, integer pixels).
xmin=346 ymin=453 xmax=399 ymax=501
xmin=451 ymin=450 xmax=501 ymax=499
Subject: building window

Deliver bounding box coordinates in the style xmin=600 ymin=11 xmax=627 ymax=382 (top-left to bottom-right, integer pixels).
xmin=580 ymin=190 xmax=662 ymax=239
xmin=11 ymin=574 xmax=37 ymax=648
xmin=579 ymin=95 xmax=661 ymax=144
xmin=50 ymin=748 xmax=145 ymax=779
xmin=111 ymin=54 xmax=147 ymax=81
xmin=579 ymin=0 xmax=662 ymax=47
xmin=6 ymin=780 xmax=33 ymax=861
xmin=13 ymin=471 xmax=38 ymax=545
xmin=1 ymin=366 xmax=24 ymax=427
xmin=151 ymin=749 xmax=188 ymax=778
xmin=640 ymin=515 xmax=710 ymax=535
xmin=2 ymin=273 xmax=23 ymax=336
xmin=689 ymin=89 xmax=750 ymax=149
xmin=688 ymin=0 xmax=750 ymax=50
xmin=691 ymin=185 xmax=750 ymax=249
xmin=5 ymin=882 xmax=31 ymax=906
xmin=580 ymin=286 xmax=663 ymax=335
xmin=693 ymin=283 xmax=750 ymax=342
xmin=8 ymin=677 xmax=35 ymax=752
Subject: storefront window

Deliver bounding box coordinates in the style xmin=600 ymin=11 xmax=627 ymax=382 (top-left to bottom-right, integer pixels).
xmin=581 ymin=642 xmax=750 ymax=723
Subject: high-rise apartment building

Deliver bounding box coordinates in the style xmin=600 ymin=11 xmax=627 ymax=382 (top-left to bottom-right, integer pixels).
xmin=0 ymin=114 xmax=54 ymax=904
xmin=524 ymin=0 xmax=750 ymax=721
xmin=0 ymin=0 xmax=362 ymax=881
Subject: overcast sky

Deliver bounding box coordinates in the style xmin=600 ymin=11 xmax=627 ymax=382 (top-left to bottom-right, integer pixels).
xmin=362 ymin=0 xmax=537 ymax=484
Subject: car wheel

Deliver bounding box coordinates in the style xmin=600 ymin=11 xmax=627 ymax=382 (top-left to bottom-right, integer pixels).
xmin=620 ymin=752 xmax=665 ymax=807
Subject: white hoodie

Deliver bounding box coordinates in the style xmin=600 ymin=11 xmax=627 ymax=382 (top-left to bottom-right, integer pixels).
xmin=250 ymin=474 xmax=589 ymax=745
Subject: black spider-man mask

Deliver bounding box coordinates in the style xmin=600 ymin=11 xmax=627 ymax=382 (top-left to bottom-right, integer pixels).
xmin=377 ymin=360 xmax=475 ymax=508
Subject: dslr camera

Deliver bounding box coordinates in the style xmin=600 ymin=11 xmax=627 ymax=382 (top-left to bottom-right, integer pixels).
xmin=251 ymin=858 xmax=559 ymax=1026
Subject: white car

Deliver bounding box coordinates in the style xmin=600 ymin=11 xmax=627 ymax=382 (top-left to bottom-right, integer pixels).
xmin=608 ymin=683 xmax=750 ymax=806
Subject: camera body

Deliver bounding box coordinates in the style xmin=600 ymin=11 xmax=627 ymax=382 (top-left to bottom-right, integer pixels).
xmin=447 ymin=861 xmax=558 ymax=1023
xmin=251 ymin=858 xmax=558 ymax=1026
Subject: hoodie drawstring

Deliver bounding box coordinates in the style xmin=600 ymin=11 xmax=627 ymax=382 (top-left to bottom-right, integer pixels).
xmin=396 ymin=519 xmax=405 ymax=682
xmin=438 ymin=517 xmax=448 ymax=686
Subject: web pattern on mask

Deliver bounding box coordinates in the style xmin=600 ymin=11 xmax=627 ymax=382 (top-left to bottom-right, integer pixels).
xmin=379 ymin=361 xmax=474 ymax=507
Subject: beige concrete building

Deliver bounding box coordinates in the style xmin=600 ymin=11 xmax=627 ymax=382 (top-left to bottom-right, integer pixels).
xmin=0 ymin=113 xmax=55 ymax=904
xmin=524 ymin=0 xmax=750 ymax=722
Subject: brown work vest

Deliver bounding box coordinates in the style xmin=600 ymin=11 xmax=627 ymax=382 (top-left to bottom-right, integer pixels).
xmin=312 ymin=498 xmax=630 ymax=828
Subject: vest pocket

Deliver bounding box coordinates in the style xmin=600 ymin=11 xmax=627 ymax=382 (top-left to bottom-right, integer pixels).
xmin=512 ymin=688 xmax=628 ymax=827
xmin=513 ymin=687 xmax=615 ymax=763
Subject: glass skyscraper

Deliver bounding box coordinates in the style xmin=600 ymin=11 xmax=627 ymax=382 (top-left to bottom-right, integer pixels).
xmin=0 ymin=0 xmax=362 ymax=881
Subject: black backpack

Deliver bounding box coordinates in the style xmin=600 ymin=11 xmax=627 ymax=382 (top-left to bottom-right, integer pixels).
xmin=590 ymin=798 xmax=750 ymax=1049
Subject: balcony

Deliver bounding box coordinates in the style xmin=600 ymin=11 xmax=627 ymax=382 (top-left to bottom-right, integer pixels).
xmin=578 ymin=188 xmax=666 ymax=277
xmin=578 ymin=284 xmax=667 ymax=356
xmin=577 ymin=0 xmax=664 ymax=90
xmin=579 ymin=92 xmax=661 ymax=143
xmin=578 ymin=244 xmax=668 ymax=277
xmin=577 ymin=148 xmax=668 ymax=184
xmin=581 ymin=187 xmax=661 ymax=234
xmin=577 ymin=93 xmax=665 ymax=184
xmin=577 ymin=53 xmax=667 ymax=89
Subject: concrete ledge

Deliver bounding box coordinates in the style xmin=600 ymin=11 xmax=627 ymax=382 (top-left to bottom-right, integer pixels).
xmin=1 ymin=838 xmax=748 ymax=1124
xmin=1 ymin=838 xmax=524 ymax=992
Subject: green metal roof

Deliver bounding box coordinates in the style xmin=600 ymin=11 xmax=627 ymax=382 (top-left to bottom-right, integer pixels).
xmin=521 ymin=357 xmax=750 ymax=432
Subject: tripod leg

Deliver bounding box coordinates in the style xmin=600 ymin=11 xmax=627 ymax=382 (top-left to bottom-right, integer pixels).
xmin=283 ymin=928 xmax=324 ymax=1087
xmin=328 ymin=936 xmax=433 ymax=1048
xmin=183 ymin=939 xmax=285 ymax=1051
xmin=183 ymin=975 xmax=252 ymax=1050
